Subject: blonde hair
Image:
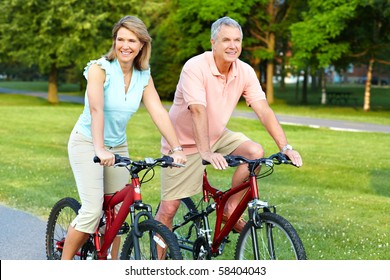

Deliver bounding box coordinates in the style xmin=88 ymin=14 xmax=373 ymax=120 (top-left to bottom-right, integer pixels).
xmin=105 ymin=16 xmax=152 ymax=71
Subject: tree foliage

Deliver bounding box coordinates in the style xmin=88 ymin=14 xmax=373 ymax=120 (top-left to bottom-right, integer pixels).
xmin=289 ymin=0 xmax=390 ymax=110
xmin=289 ymin=0 xmax=358 ymax=69
xmin=1 ymin=0 xmax=388 ymax=107
xmin=0 ymin=0 xmax=138 ymax=103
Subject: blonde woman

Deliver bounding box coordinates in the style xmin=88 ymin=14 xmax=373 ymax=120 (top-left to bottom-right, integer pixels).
xmin=62 ymin=16 xmax=186 ymax=260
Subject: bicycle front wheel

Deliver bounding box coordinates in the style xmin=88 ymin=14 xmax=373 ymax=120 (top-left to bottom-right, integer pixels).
xmin=235 ymin=212 xmax=306 ymax=260
xmin=45 ymin=197 xmax=81 ymax=260
xmin=120 ymin=219 xmax=183 ymax=260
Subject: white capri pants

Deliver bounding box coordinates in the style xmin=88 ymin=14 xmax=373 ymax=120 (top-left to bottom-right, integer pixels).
xmin=68 ymin=128 xmax=129 ymax=234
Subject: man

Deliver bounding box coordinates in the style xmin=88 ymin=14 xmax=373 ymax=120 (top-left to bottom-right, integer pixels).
xmin=155 ymin=16 xmax=302 ymax=233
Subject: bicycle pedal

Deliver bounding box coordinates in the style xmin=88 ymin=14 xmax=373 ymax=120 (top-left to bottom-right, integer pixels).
xmin=118 ymin=221 xmax=130 ymax=235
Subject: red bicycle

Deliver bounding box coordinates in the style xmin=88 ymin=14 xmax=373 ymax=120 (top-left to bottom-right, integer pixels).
xmin=46 ymin=155 xmax=183 ymax=260
xmin=166 ymin=152 xmax=306 ymax=260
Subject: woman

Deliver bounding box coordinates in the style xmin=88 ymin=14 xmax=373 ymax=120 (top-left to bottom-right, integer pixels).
xmin=61 ymin=15 xmax=186 ymax=260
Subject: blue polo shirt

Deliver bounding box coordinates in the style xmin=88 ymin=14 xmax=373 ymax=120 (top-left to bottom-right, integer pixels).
xmin=75 ymin=57 xmax=151 ymax=147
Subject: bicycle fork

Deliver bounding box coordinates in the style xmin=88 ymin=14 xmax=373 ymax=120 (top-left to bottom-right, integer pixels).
xmin=130 ymin=201 xmax=154 ymax=259
xmin=247 ymin=199 xmax=274 ymax=260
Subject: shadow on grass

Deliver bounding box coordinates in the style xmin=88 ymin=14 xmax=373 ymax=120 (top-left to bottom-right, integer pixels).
xmin=371 ymin=169 xmax=390 ymax=197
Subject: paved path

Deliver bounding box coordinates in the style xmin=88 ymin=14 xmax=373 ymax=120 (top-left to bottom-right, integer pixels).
xmin=0 ymin=205 xmax=47 ymax=260
xmin=233 ymin=111 xmax=390 ymax=134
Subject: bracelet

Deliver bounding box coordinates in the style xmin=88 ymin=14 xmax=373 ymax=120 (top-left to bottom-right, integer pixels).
xmin=169 ymin=146 xmax=183 ymax=154
xmin=281 ymin=144 xmax=293 ymax=153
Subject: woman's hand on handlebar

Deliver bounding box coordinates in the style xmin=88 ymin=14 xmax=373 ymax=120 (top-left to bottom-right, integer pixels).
xmin=95 ymin=148 xmax=115 ymax=167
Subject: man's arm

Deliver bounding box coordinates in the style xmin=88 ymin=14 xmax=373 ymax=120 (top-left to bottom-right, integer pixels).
xmin=251 ymin=100 xmax=303 ymax=167
xmin=189 ymin=104 xmax=228 ymax=170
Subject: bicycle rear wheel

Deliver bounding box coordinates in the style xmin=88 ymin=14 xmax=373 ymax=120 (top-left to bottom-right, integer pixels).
xmin=120 ymin=219 xmax=183 ymax=260
xmin=235 ymin=212 xmax=306 ymax=260
xmin=45 ymin=197 xmax=81 ymax=260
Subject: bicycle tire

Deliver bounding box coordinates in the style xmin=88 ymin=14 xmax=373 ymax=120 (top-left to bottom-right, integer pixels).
xmin=120 ymin=219 xmax=183 ymax=260
xmin=45 ymin=197 xmax=81 ymax=260
xmin=235 ymin=211 xmax=307 ymax=260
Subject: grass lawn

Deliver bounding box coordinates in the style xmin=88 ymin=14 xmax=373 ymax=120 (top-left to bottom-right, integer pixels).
xmin=0 ymin=88 xmax=389 ymax=260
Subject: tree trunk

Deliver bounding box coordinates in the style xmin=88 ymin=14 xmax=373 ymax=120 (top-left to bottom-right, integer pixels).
xmin=302 ymin=67 xmax=308 ymax=105
xmin=295 ymin=73 xmax=300 ymax=101
xmin=266 ymin=32 xmax=275 ymax=104
xmin=363 ymin=58 xmax=374 ymax=112
xmin=280 ymin=39 xmax=288 ymax=91
xmin=250 ymin=56 xmax=261 ymax=81
xmin=48 ymin=63 xmax=59 ymax=104
xmin=321 ymin=68 xmax=327 ymax=105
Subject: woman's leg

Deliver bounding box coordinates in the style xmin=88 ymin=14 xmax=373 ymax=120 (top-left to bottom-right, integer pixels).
xmin=61 ymin=227 xmax=90 ymax=260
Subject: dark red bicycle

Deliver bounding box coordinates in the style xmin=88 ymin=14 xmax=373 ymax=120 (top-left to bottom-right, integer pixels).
xmin=46 ymin=155 xmax=183 ymax=260
xmin=166 ymin=152 xmax=306 ymax=260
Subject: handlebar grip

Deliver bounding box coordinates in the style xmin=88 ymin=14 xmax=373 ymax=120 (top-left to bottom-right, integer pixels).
xmin=202 ymin=156 xmax=240 ymax=167
xmin=161 ymin=155 xmax=173 ymax=163
xmin=160 ymin=155 xmax=174 ymax=167
xmin=93 ymin=154 xmax=121 ymax=164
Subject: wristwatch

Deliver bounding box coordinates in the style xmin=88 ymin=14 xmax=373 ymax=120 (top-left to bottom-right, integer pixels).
xmin=169 ymin=146 xmax=184 ymax=154
xmin=281 ymin=144 xmax=293 ymax=153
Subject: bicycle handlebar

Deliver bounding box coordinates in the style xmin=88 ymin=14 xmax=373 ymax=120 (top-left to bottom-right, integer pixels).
xmin=202 ymin=152 xmax=294 ymax=167
xmin=93 ymin=154 xmax=185 ymax=169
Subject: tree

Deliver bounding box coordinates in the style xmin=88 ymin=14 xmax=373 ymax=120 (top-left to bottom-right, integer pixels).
xmin=338 ymin=0 xmax=390 ymax=111
xmin=290 ymin=0 xmax=358 ymax=105
xmin=290 ymin=0 xmax=390 ymax=110
xmin=0 ymin=0 xmax=138 ymax=103
xmin=243 ymin=0 xmax=302 ymax=104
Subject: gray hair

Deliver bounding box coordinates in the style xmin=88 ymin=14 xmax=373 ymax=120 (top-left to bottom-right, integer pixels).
xmin=210 ymin=16 xmax=243 ymax=41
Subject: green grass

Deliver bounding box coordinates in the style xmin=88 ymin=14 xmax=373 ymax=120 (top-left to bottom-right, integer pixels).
xmin=0 ymin=91 xmax=389 ymax=260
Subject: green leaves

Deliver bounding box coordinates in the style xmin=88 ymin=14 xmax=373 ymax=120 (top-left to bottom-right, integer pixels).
xmin=289 ymin=0 xmax=372 ymax=68
xmin=0 ymin=0 xmax=137 ymax=73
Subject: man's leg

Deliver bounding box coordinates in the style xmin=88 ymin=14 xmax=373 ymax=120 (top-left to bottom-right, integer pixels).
xmin=154 ymin=200 xmax=181 ymax=259
xmin=155 ymin=199 xmax=181 ymax=230
xmin=225 ymin=140 xmax=263 ymax=215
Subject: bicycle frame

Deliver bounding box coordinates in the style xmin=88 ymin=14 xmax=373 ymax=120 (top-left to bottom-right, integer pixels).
xmin=92 ymin=176 xmax=143 ymax=260
xmin=202 ymin=169 xmax=260 ymax=255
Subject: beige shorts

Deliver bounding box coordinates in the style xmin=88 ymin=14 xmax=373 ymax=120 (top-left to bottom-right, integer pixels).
xmin=68 ymin=128 xmax=129 ymax=233
xmin=160 ymin=130 xmax=250 ymax=200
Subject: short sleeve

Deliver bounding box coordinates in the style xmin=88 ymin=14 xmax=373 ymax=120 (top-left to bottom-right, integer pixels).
xmin=141 ymin=68 xmax=151 ymax=89
xmin=180 ymin=62 xmax=207 ymax=107
xmin=83 ymin=57 xmax=111 ymax=88
xmin=242 ymin=64 xmax=266 ymax=106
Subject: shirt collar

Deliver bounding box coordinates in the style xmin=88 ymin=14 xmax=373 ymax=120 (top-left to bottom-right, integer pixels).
xmin=206 ymin=51 xmax=238 ymax=78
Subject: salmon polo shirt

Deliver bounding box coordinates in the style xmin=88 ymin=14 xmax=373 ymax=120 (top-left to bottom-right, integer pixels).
xmin=161 ymin=51 xmax=266 ymax=155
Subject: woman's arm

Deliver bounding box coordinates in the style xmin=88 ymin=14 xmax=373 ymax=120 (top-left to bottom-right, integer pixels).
xmin=87 ymin=63 xmax=115 ymax=166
